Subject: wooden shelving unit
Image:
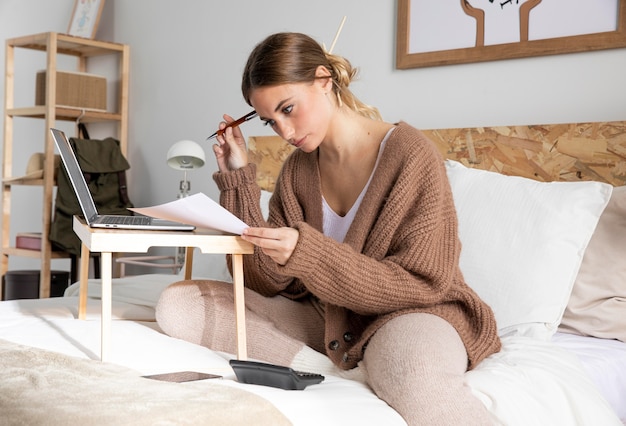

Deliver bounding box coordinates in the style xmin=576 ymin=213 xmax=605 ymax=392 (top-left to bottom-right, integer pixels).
xmin=1 ymin=32 xmax=129 ymax=298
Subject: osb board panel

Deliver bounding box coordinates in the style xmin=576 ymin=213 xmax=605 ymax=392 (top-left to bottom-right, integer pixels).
xmin=424 ymin=121 xmax=626 ymax=186
xmin=248 ymin=136 xmax=295 ymax=192
xmin=249 ymin=121 xmax=626 ymax=192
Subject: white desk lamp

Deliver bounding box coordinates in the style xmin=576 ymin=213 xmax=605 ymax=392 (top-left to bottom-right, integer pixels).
xmin=166 ymin=140 xmax=206 ymax=198
xmin=166 ymin=140 xmax=206 ymax=269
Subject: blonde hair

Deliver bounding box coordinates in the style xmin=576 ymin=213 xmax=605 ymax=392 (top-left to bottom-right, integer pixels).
xmin=241 ymin=32 xmax=381 ymax=121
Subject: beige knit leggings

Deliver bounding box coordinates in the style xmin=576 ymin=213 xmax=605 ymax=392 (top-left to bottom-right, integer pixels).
xmin=156 ymin=280 xmax=491 ymax=426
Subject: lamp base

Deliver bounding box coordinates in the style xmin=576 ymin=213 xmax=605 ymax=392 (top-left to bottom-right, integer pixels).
xmin=178 ymin=179 xmax=191 ymax=198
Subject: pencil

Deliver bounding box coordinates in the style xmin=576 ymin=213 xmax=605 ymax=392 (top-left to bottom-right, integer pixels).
xmin=206 ymin=110 xmax=258 ymax=140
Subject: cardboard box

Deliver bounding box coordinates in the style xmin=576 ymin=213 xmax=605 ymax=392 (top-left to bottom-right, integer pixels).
xmin=35 ymin=70 xmax=107 ymax=110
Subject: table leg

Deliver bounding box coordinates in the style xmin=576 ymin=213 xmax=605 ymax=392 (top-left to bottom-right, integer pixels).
xmin=183 ymin=247 xmax=193 ymax=280
xmin=100 ymin=252 xmax=112 ymax=362
xmin=78 ymin=243 xmax=90 ymax=320
xmin=231 ymin=254 xmax=247 ymax=360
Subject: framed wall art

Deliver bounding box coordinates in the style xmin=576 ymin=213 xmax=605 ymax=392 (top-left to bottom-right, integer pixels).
xmin=396 ymin=0 xmax=626 ymax=69
xmin=67 ymin=0 xmax=106 ymax=39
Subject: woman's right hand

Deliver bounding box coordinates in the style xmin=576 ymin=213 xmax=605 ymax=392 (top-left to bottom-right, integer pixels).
xmin=212 ymin=114 xmax=249 ymax=172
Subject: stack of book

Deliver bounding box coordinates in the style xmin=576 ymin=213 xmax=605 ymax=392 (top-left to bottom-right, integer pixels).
xmin=15 ymin=232 xmax=43 ymax=250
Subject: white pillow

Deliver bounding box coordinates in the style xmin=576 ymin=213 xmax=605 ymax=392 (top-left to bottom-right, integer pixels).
xmin=445 ymin=160 xmax=612 ymax=340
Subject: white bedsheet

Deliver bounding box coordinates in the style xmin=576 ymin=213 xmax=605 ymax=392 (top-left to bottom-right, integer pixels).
xmin=0 ymin=275 xmax=622 ymax=425
xmin=466 ymin=334 xmax=621 ymax=425
xmin=552 ymin=332 xmax=626 ymax=422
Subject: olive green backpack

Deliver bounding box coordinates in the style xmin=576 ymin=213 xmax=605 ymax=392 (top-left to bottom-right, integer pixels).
xmin=50 ymin=124 xmax=134 ymax=255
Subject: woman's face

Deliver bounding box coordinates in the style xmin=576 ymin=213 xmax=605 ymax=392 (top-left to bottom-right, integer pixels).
xmin=249 ymin=70 xmax=334 ymax=153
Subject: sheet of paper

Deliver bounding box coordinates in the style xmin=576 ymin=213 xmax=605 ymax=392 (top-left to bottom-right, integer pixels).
xmin=129 ymin=193 xmax=248 ymax=235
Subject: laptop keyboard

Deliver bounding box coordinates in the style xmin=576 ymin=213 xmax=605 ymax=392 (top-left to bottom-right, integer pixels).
xmin=100 ymin=215 xmax=151 ymax=225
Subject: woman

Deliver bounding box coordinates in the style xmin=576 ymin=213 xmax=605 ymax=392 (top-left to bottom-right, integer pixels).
xmin=156 ymin=32 xmax=501 ymax=425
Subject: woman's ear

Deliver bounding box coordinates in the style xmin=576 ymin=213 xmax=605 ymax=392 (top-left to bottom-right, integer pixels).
xmin=314 ymin=65 xmax=333 ymax=92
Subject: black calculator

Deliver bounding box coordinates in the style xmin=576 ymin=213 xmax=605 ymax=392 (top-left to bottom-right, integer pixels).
xmin=229 ymin=359 xmax=324 ymax=390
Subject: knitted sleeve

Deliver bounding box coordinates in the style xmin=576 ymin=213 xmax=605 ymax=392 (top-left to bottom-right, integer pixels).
xmin=213 ymin=161 xmax=309 ymax=298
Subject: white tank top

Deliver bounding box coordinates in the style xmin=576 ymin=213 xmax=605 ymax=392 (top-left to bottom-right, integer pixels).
xmin=322 ymin=129 xmax=392 ymax=242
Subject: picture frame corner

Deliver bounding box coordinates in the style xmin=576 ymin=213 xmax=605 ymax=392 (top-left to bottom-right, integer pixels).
xmin=67 ymin=0 xmax=106 ymax=40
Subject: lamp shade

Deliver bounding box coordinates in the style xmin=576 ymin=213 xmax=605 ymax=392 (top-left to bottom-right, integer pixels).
xmin=166 ymin=140 xmax=206 ymax=170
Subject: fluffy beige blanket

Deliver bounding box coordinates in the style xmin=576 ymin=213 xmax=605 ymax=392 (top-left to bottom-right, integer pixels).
xmin=0 ymin=339 xmax=291 ymax=425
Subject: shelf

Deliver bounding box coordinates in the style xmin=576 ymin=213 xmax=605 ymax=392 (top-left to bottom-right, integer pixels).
xmin=2 ymin=178 xmax=46 ymax=187
xmin=7 ymin=32 xmax=126 ymax=57
xmin=3 ymin=247 xmax=71 ymax=259
xmin=7 ymin=106 xmax=122 ymax=122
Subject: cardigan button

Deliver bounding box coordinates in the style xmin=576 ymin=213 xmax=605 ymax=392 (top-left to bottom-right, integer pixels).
xmin=328 ymin=340 xmax=340 ymax=351
xmin=343 ymin=332 xmax=353 ymax=342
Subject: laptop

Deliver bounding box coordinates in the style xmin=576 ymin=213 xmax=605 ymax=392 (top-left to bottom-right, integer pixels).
xmin=51 ymin=128 xmax=195 ymax=231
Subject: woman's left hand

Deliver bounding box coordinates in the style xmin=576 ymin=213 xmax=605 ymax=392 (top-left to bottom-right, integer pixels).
xmin=241 ymin=227 xmax=299 ymax=265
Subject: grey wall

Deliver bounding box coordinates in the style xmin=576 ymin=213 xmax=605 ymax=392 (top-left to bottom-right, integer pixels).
xmin=1 ymin=0 xmax=625 ymax=275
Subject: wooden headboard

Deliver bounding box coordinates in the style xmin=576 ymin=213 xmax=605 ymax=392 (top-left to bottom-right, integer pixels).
xmin=249 ymin=121 xmax=626 ymax=192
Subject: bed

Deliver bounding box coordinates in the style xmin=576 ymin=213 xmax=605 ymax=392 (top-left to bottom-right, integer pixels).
xmin=1 ymin=120 xmax=625 ymax=425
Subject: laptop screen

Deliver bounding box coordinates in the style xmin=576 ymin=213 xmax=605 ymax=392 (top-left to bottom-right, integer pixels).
xmin=50 ymin=128 xmax=100 ymax=224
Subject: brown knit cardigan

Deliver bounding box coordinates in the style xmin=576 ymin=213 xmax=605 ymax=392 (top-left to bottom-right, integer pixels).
xmin=213 ymin=122 xmax=501 ymax=370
